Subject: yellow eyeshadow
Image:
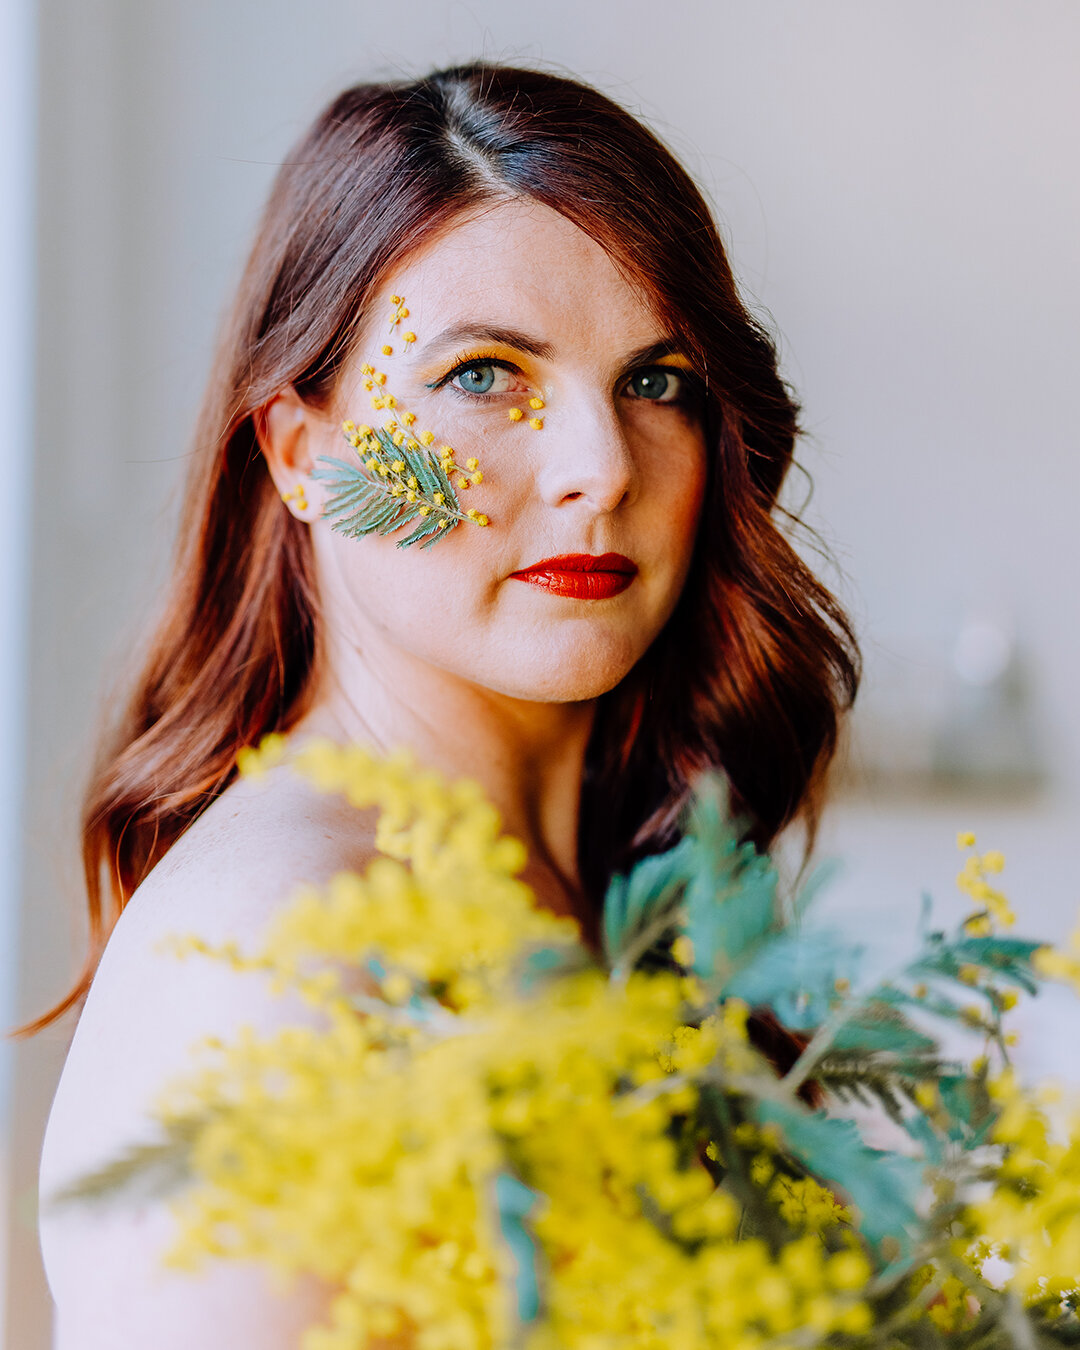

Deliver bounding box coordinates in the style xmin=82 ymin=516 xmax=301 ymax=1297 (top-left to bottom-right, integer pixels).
xmin=422 ymin=345 xmax=537 ymax=386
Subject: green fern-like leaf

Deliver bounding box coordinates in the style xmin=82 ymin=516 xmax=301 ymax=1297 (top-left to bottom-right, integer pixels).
xmin=750 ymin=1099 xmax=924 ymax=1253
xmin=312 ymin=428 xmax=471 ymax=550
xmin=43 ymin=1115 xmax=203 ymax=1210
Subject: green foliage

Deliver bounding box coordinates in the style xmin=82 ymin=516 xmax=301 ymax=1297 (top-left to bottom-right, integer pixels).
xmin=494 ymin=1173 xmax=542 ymax=1324
xmin=750 ymin=1100 xmax=924 ymax=1252
xmin=680 ymin=778 xmax=779 ymax=981
xmin=602 ymin=836 xmax=696 ymax=976
xmin=312 ymin=428 xmax=463 ymax=549
xmin=44 ymin=1116 xmax=202 ymax=1209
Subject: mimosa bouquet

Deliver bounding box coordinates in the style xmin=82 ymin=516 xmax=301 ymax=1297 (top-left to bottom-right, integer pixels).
xmin=57 ymin=738 xmax=1080 ymax=1350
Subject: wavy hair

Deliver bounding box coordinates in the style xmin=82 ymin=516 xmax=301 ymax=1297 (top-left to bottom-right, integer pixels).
xmin=19 ymin=62 xmax=858 ymax=1034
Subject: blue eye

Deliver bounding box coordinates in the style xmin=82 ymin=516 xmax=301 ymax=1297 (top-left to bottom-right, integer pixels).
xmin=428 ymin=356 xmax=524 ymax=401
xmin=627 ymin=368 xmax=683 ymax=402
xmin=456 ymin=364 xmax=497 ymax=394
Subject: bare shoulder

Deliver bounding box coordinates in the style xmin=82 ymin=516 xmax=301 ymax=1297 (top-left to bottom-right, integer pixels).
xmin=39 ymin=766 xmax=379 ymax=1347
xmin=129 ymin=760 xmax=380 ymax=941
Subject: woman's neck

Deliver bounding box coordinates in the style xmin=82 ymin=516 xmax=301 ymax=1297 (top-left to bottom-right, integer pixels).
xmin=295 ymin=622 xmax=597 ymax=919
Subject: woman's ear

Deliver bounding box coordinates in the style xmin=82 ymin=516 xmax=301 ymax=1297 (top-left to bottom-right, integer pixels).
xmin=253 ymin=387 xmax=325 ymax=522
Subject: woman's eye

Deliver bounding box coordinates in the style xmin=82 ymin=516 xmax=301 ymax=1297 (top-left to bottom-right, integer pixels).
xmin=625 ymin=367 xmax=685 ymax=403
xmin=453 ymin=363 xmax=515 ymax=396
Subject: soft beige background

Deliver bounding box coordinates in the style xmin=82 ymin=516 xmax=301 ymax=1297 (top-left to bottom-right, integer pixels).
xmin=2 ymin=2 xmax=1078 ymax=1344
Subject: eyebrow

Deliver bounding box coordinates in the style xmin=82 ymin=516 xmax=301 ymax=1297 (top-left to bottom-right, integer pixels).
xmin=618 ymin=340 xmax=693 ymax=376
xmin=419 ymin=324 xmax=691 ymax=375
xmin=421 ymin=324 xmax=557 ymax=361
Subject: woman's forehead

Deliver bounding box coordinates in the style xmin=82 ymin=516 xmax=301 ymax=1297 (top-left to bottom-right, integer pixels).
xmin=359 ymin=200 xmax=666 ymax=358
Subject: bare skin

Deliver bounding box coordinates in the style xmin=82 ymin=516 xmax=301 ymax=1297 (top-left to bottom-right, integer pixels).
xmin=39 ymin=199 xmax=707 ymax=1348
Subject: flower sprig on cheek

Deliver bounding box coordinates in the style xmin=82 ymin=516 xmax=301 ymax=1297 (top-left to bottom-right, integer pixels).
xmin=310 ymin=297 xmax=490 ymax=549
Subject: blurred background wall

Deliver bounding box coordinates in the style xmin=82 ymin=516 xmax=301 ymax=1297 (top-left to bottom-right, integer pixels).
xmin=3 ymin=1 xmax=1078 ymax=1343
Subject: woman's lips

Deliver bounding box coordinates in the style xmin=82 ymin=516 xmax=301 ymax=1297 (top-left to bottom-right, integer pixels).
xmin=509 ymin=553 xmax=638 ymax=600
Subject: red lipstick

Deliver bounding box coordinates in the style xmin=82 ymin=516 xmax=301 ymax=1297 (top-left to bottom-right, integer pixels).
xmin=510 ymin=553 xmax=638 ymax=600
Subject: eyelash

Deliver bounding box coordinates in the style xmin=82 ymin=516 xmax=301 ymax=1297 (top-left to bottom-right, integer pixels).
xmin=430 ymin=353 xmax=701 ymax=407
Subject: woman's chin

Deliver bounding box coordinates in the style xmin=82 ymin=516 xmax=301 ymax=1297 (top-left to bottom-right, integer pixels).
xmin=475 ymin=642 xmax=643 ymax=705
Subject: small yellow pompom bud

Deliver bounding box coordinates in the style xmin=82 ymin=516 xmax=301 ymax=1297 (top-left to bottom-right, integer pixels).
xmin=391 ymin=459 xmax=406 ymax=473
xmin=528 ymin=396 xmax=545 ymax=410
xmin=360 ymin=363 xmax=374 ymax=375
xmin=366 ymin=457 xmax=378 ymax=471
xmin=508 ymin=407 xmax=524 ymax=422
xmin=476 ymin=513 xmax=489 ymax=526
xmin=363 ymin=379 xmax=374 ymax=390
xmin=381 ymin=344 xmax=393 ymax=356
xmin=437 ymin=517 xmax=449 ymax=528
xmin=389 ymin=295 xmax=402 ymax=306
xmin=381 ymin=971 xmax=412 ymax=1004
xmin=433 ymin=492 xmax=445 ymax=506
xmin=466 ymin=508 xmax=479 ymax=520
xmin=398 ymin=306 xmax=409 ymax=318
xmin=458 ymin=477 xmax=470 ymax=490
xmin=418 ymin=505 xmax=431 ymax=516
xmin=384 ymin=419 xmax=398 ymax=432
xmin=528 ymin=417 xmax=544 ymax=430
xmin=402 ymin=411 xmax=416 ymax=425
xmin=957 ymin=831 xmax=976 ymax=849
xmin=350 ymin=434 xmax=362 ymax=447
xmin=403 ymin=331 xmax=416 ymax=343
xmin=407 ymin=439 xmax=419 ymax=452
xmin=828 ymin=1251 xmax=871 ymax=1293
xmin=373 ymin=372 xmax=387 ymax=386
xmin=385 ymin=395 xmax=397 ymax=409
xmin=370 ymin=396 xmax=384 ymax=409
xmin=419 ymin=430 xmax=435 ymax=446
xmin=357 ymin=424 xmax=372 ymax=436
xmin=471 ymin=471 xmax=483 ymax=484
xmin=342 ymin=420 xmax=355 ymax=432
xmin=407 ymin=476 xmax=418 ymax=489
xmin=982 ymin=850 xmax=1005 ymax=873
xmin=406 ymin=490 xmax=417 ymax=502
xmin=392 ymin=431 xmax=404 ymax=448
xmin=466 ymin=457 xmax=479 ymax=471
xmin=671 ymin=935 xmax=695 ymax=967
xmin=439 ymin=445 xmax=454 ymax=457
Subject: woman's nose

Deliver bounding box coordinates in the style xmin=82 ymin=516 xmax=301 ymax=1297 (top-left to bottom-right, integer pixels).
xmin=533 ymin=397 xmax=639 ymax=514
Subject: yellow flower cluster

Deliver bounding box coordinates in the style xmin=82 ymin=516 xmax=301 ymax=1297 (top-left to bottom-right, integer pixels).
xmin=909 ymin=1267 xmax=979 ymax=1332
xmin=955 ymin=832 xmax=1015 ymax=933
xmin=340 ymin=296 xmax=489 ymax=532
xmin=766 ymin=1172 xmax=852 ymax=1234
xmin=155 ymin=737 xmax=873 ymax=1350
xmin=1032 ymin=917 xmax=1080 ymax=994
xmin=234 ymin=737 xmax=568 ymax=1011
xmin=969 ymin=1070 xmax=1080 ymax=1303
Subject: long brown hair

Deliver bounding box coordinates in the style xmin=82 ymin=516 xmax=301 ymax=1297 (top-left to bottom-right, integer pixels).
xmin=19 ymin=62 xmax=858 ymax=1035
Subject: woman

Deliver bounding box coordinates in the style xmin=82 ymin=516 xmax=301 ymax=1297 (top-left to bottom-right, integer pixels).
xmin=36 ymin=63 xmax=858 ymax=1346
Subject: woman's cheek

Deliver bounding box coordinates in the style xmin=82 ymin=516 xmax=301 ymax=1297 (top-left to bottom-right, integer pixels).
xmin=645 ymin=430 xmax=708 ymax=548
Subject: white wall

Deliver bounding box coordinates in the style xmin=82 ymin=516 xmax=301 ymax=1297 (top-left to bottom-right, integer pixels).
xmin=0 ymin=0 xmax=36 ymax=1338
xmin=8 ymin=2 xmax=1079 ymax=1344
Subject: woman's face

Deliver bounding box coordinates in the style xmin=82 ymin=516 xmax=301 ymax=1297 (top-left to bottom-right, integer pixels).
xmin=306 ymin=198 xmax=707 ymax=704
